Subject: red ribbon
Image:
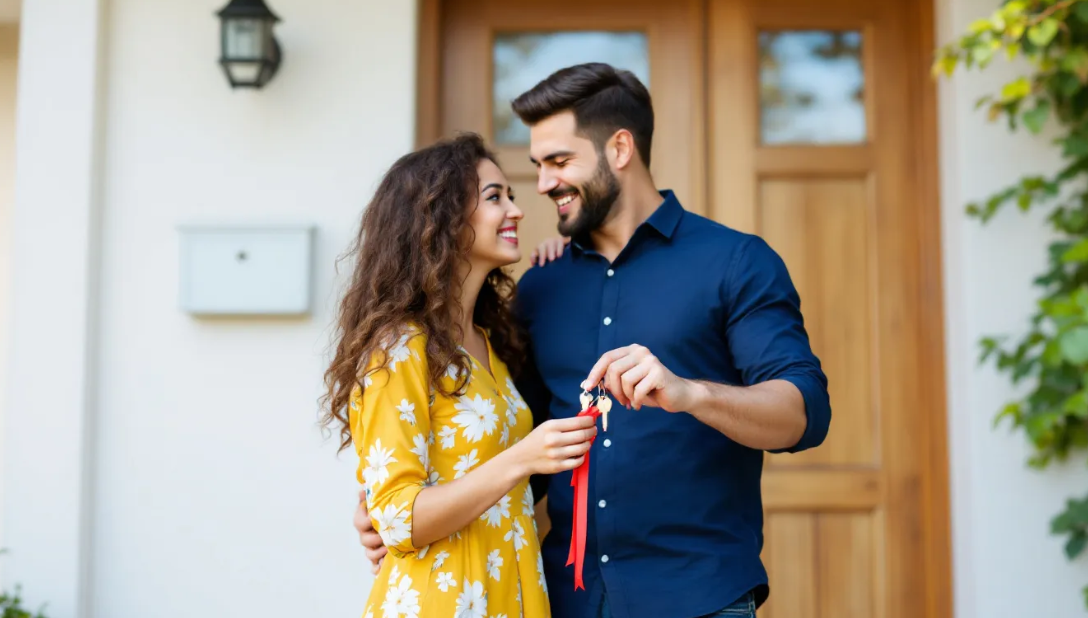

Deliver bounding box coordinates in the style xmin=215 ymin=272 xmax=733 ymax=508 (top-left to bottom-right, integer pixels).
xmin=566 ymin=405 xmax=601 ymax=591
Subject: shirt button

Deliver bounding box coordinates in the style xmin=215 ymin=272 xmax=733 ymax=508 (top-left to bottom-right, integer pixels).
xmin=606 ymin=269 xmax=615 ymax=277
xmin=603 ymin=439 xmax=612 ymax=447
xmin=603 ymin=317 xmax=612 ymax=326
xmin=598 ymin=500 xmax=607 ymax=508
xmin=601 ymin=555 xmax=610 ymax=563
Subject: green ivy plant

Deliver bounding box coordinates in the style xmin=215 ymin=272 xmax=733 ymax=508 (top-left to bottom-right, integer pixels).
xmin=934 ymin=0 xmax=1088 ymax=606
xmin=0 ymin=586 xmax=47 ymax=618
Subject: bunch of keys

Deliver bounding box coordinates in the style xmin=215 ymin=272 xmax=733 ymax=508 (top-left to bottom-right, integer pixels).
xmin=579 ymin=383 xmax=614 ymax=431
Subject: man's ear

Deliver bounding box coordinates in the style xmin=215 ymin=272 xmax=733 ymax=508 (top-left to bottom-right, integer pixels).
xmin=608 ymin=129 xmax=638 ymax=170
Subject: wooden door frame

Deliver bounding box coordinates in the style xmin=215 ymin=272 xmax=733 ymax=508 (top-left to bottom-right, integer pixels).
xmin=413 ymin=1 xmax=953 ymax=616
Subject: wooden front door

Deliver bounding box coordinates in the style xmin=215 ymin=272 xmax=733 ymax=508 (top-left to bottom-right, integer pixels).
xmin=419 ymin=0 xmax=950 ymax=616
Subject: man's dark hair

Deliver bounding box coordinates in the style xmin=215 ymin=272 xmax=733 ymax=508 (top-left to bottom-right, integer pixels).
xmin=511 ymin=62 xmax=654 ymax=166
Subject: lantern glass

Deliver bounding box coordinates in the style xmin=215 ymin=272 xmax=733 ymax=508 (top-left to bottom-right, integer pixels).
xmin=225 ymin=18 xmax=265 ymax=59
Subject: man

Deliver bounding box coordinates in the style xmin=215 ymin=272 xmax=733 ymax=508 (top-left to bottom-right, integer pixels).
xmin=355 ymin=62 xmax=830 ymax=618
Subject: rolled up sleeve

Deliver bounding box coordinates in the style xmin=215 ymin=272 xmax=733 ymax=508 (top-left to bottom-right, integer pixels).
xmin=723 ymin=236 xmax=831 ymax=453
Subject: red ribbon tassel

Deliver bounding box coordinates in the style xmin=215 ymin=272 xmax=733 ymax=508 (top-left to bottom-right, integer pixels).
xmin=566 ymin=405 xmax=601 ymax=591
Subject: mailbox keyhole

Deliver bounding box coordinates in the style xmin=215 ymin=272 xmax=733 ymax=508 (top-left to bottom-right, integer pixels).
xmin=236 ymin=250 xmax=248 ymax=262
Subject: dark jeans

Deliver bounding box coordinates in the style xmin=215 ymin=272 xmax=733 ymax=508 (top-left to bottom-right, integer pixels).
xmin=597 ymin=591 xmax=756 ymax=618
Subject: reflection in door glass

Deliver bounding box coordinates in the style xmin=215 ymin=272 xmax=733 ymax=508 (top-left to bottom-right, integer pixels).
xmin=493 ymin=32 xmax=650 ymax=145
xmin=759 ymin=31 xmax=865 ymax=145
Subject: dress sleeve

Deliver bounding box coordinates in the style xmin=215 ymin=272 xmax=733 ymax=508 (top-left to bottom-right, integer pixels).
xmin=349 ymin=330 xmax=431 ymax=556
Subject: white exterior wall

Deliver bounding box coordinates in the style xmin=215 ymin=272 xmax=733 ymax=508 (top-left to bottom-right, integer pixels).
xmin=89 ymin=0 xmax=417 ymax=616
xmin=3 ymin=0 xmax=418 ymax=616
xmin=937 ymin=0 xmax=1088 ymax=616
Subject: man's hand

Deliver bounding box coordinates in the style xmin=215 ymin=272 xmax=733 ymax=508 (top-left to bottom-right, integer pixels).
xmin=529 ymin=235 xmax=571 ymax=267
xmin=582 ymin=344 xmax=697 ymax=412
xmin=354 ymin=488 xmax=387 ymax=574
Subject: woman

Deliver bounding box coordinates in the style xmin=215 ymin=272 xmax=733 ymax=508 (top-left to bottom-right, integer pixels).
xmin=321 ymin=133 xmax=596 ymax=618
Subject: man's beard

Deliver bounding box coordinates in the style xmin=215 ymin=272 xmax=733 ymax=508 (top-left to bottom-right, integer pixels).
xmin=553 ymin=155 xmax=621 ymax=239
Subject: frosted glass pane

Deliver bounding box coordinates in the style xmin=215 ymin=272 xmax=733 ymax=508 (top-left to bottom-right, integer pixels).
xmin=493 ymin=32 xmax=650 ymax=145
xmin=759 ymin=31 xmax=866 ymax=145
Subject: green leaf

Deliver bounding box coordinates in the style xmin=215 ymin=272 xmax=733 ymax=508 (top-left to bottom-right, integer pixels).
xmin=1024 ymin=99 xmax=1051 ymax=133
xmin=1063 ymin=135 xmax=1088 ymax=157
xmin=1028 ymin=18 xmax=1060 ymax=47
xmin=1064 ymin=391 xmax=1088 ymax=417
xmin=969 ymin=17 xmax=994 ymax=34
xmin=1063 ymin=239 xmax=1088 ymax=263
xmin=1002 ymin=76 xmax=1032 ymax=101
xmin=1067 ymin=531 xmax=1088 ymax=560
xmin=1044 ymin=338 xmax=1066 ymax=367
xmin=1063 ymin=48 xmax=1088 ymax=81
xmin=995 ymin=401 xmax=1023 ymax=428
xmin=973 ymin=44 xmax=996 ymax=67
xmin=1003 ymin=0 xmax=1027 ymax=15
xmin=1056 ymin=72 xmax=1083 ymax=96
xmin=1075 ymin=1 xmax=1088 ymax=23
xmin=1061 ymin=327 xmax=1088 ymax=364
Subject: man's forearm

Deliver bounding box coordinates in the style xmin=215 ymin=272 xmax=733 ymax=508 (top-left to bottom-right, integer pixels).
xmin=684 ymin=379 xmax=807 ymax=451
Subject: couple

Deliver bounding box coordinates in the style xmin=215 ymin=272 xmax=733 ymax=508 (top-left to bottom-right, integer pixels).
xmin=321 ymin=62 xmax=831 ymax=618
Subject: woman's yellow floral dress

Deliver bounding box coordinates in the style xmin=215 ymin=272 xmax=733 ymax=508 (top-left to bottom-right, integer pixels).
xmin=349 ymin=325 xmax=550 ymax=618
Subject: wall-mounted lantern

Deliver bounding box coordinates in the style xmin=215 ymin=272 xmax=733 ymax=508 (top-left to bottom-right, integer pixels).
xmin=216 ymin=0 xmax=282 ymax=89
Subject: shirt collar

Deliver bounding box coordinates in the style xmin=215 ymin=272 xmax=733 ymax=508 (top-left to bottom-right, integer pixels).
xmin=570 ymin=189 xmax=683 ymax=256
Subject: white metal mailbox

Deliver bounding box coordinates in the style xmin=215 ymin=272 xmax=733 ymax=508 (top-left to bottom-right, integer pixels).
xmin=178 ymin=225 xmax=314 ymax=316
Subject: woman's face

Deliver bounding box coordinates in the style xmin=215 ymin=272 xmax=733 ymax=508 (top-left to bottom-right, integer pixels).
xmin=466 ymin=158 xmax=523 ymax=270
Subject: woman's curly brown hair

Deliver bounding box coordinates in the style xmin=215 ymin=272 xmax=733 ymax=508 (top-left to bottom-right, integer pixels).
xmin=321 ymin=132 xmax=525 ymax=453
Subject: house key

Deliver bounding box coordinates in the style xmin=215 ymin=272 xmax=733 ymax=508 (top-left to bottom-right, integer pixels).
xmin=597 ymin=392 xmax=613 ymax=431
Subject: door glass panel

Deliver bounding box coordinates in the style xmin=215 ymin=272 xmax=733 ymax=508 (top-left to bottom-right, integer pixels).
xmin=493 ymin=32 xmax=650 ymax=145
xmin=758 ymin=30 xmax=865 ymax=145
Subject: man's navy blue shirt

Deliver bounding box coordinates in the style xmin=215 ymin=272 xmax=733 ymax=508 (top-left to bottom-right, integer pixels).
xmin=515 ymin=190 xmax=831 ymax=618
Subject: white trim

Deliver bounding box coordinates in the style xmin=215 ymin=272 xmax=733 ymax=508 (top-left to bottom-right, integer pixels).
xmin=935 ymin=0 xmax=976 ymax=614
xmin=2 ymin=0 xmax=107 ymax=614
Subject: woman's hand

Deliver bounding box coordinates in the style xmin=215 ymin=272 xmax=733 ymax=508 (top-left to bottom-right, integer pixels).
xmin=529 ymin=236 xmax=572 ymax=267
xmin=511 ymin=415 xmax=597 ymax=475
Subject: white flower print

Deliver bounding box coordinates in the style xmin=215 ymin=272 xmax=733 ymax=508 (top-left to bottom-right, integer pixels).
xmin=504 ymin=519 xmax=527 ymax=556
xmin=424 ymin=464 xmax=442 ymax=487
xmin=499 ymin=423 xmax=510 ymax=447
xmin=427 ymin=430 xmax=435 ymax=446
xmin=410 ymin=434 xmax=429 ymax=469
xmin=363 ymin=606 xmax=374 ymax=618
xmin=454 ymin=449 xmax=480 ymax=479
xmin=381 ymin=567 xmax=420 ymax=618
xmin=503 ymin=397 xmax=519 ymax=427
xmin=436 ymin=571 xmax=457 ymax=592
xmin=505 ymin=377 xmax=528 ymax=410
xmin=481 ymin=495 xmax=511 ymax=527
xmin=386 ymin=334 xmax=419 ymax=372
xmin=455 ymin=579 xmax=488 ymax=618
xmin=431 ymin=550 xmax=450 ymax=571
xmin=446 ymin=362 xmax=465 ymax=383
xmin=522 ymin=485 xmax=535 ymax=517
xmin=536 ymin=551 xmax=548 ymax=593
xmin=486 ymin=549 xmax=504 ymax=581
xmin=453 ymin=394 xmax=499 ymax=443
xmin=416 ymin=545 xmax=429 ymax=560
xmin=364 ymin=439 xmax=397 ymax=492
xmin=439 ymin=426 xmax=457 ymax=450
xmin=373 ymin=503 xmax=412 ymax=549
xmin=397 ymin=399 xmax=417 ymax=425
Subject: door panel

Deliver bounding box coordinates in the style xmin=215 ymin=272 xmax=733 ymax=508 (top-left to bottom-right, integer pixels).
xmin=428 ymin=1 xmax=948 ymax=616
xmin=710 ymin=2 xmax=929 ymax=617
